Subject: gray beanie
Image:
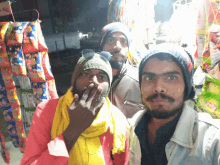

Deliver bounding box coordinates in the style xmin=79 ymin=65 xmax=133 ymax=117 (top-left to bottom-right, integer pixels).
xmin=71 ymin=52 xmax=112 ymax=89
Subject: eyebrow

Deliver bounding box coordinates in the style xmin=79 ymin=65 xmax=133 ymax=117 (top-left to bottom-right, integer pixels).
xmin=142 ymin=71 xmax=181 ymax=76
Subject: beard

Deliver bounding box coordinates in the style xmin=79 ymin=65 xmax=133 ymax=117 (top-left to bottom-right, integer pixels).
xmin=110 ymin=51 xmax=127 ymax=69
xmin=142 ymin=93 xmax=184 ymax=119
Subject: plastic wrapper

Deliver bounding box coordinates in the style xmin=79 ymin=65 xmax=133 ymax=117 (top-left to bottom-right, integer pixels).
xmin=12 ymin=75 xmax=20 ymax=87
xmin=0 ymin=43 xmax=10 ymax=66
xmin=0 ymin=79 xmax=6 ymax=94
xmin=47 ymin=79 xmax=58 ymax=99
xmin=36 ymin=21 xmax=48 ymax=52
xmin=0 ymin=131 xmax=10 ymax=164
xmin=0 ymin=22 xmax=10 ymax=43
xmin=6 ymin=120 xmax=19 ymax=148
xmin=32 ymin=82 xmax=49 ymax=104
xmin=23 ymin=21 xmax=38 ymax=53
xmin=8 ymin=45 xmax=27 ymax=76
xmin=208 ymin=62 xmax=220 ymax=80
xmin=11 ymin=106 xmax=22 ymax=122
xmin=24 ymin=108 xmax=35 ymax=126
xmin=0 ymin=93 xmax=11 ymax=110
xmin=17 ymin=75 xmax=32 ymax=89
xmin=1 ymin=66 xmax=15 ymax=89
xmin=42 ymin=51 xmax=54 ymax=80
xmin=7 ymin=22 xmax=28 ymax=45
xmin=6 ymin=87 xmax=20 ymax=108
xmin=27 ymin=89 xmax=36 ymax=108
xmin=196 ymin=76 xmax=220 ymax=118
xmin=24 ymin=52 xmax=46 ymax=82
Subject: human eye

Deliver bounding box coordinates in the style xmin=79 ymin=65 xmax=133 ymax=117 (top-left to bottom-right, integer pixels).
xmin=166 ymin=75 xmax=177 ymax=81
xmin=120 ymin=38 xmax=128 ymax=46
xmin=98 ymin=74 xmax=108 ymax=81
xmin=106 ymin=37 xmax=115 ymax=44
xmin=82 ymin=72 xmax=89 ymax=77
xmin=143 ymin=75 xmax=154 ymax=82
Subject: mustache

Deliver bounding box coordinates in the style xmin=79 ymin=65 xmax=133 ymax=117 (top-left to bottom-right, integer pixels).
xmin=146 ymin=93 xmax=175 ymax=102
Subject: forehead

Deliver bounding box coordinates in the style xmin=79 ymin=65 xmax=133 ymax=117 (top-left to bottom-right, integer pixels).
xmin=143 ymin=58 xmax=183 ymax=75
xmin=109 ymin=32 xmax=126 ymax=39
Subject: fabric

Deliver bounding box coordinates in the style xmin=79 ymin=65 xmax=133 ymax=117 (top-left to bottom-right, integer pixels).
xmin=139 ymin=43 xmax=195 ymax=101
xmin=129 ymin=103 xmax=220 ymax=165
xmin=20 ymin=98 xmax=130 ymax=165
xmin=51 ymin=87 xmax=127 ymax=165
xmin=71 ymin=52 xmax=112 ymax=88
xmin=109 ymin=62 xmax=144 ymax=118
xmin=135 ymin=112 xmax=181 ymax=165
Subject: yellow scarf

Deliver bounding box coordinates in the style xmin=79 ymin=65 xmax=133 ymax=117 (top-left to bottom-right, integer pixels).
xmin=51 ymin=87 xmax=128 ymax=165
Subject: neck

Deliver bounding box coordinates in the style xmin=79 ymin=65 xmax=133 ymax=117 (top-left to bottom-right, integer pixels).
xmin=147 ymin=112 xmax=180 ymax=143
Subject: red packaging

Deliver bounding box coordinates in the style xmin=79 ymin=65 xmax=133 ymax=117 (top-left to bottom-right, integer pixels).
xmin=6 ymin=87 xmax=20 ymax=108
xmin=47 ymin=79 xmax=58 ymax=99
xmin=0 ymin=42 xmax=10 ymax=66
xmin=7 ymin=22 xmax=28 ymax=45
xmin=8 ymin=45 xmax=27 ymax=76
xmin=36 ymin=20 xmax=48 ymax=52
xmin=1 ymin=66 xmax=15 ymax=89
xmin=19 ymin=137 xmax=26 ymax=153
xmin=24 ymin=52 xmax=46 ymax=82
xmin=15 ymin=120 xmax=25 ymax=138
xmin=11 ymin=106 xmax=22 ymax=121
xmin=42 ymin=51 xmax=54 ymax=80
xmin=23 ymin=21 xmax=38 ymax=53
xmin=0 ymin=22 xmax=10 ymax=43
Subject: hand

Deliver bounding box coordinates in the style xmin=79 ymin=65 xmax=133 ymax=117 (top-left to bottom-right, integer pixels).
xmin=68 ymin=83 xmax=104 ymax=134
xmin=63 ymin=83 xmax=105 ymax=152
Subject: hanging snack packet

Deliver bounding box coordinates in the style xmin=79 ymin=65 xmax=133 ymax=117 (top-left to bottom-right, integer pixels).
xmin=6 ymin=120 xmax=20 ymax=148
xmin=23 ymin=20 xmax=38 ymax=53
xmin=32 ymin=82 xmax=49 ymax=104
xmin=17 ymin=75 xmax=32 ymax=89
xmin=0 ymin=131 xmax=10 ymax=164
xmin=1 ymin=66 xmax=15 ymax=89
xmin=0 ymin=22 xmax=10 ymax=43
xmin=41 ymin=51 xmax=54 ymax=80
xmin=196 ymin=76 xmax=220 ymax=118
xmin=19 ymin=136 xmax=26 ymax=153
xmin=6 ymin=87 xmax=20 ymax=108
xmin=0 ymin=43 xmax=10 ymax=66
xmin=8 ymin=45 xmax=27 ymax=76
xmin=24 ymin=52 xmax=46 ymax=82
xmin=11 ymin=106 xmax=22 ymax=122
xmin=21 ymin=89 xmax=28 ymax=108
xmin=47 ymin=79 xmax=58 ymax=99
xmin=26 ymin=89 xmax=36 ymax=108
xmin=0 ymin=94 xmax=11 ymax=110
xmin=0 ymin=80 xmax=6 ymax=93
xmin=7 ymin=22 xmax=28 ymax=45
xmin=36 ymin=20 xmax=48 ymax=52
xmin=3 ymin=109 xmax=14 ymax=122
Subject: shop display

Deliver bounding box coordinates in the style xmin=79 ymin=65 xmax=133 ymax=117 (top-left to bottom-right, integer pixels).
xmin=0 ymin=19 xmax=58 ymax=154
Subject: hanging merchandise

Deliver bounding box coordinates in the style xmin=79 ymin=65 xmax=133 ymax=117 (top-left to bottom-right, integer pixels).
xmin=0 ymin=131 xmax=10 ymax=164
xmin=196 ymin=75 xmax=220 ymax=118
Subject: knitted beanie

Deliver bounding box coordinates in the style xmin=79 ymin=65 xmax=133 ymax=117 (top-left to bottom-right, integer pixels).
xmin=99 ymin=22 xmax=131 ymax=49
xmin=139 ymin=43 xmax=195 ymax=101
xmin=71 ymin=52 xmax=113 ymax=89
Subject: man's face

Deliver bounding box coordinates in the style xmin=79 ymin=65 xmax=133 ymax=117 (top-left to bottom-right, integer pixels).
xmin=141 ymin=58 xmax=185 ymax=119
xmin=73 ymin=69 xmax=109 ymax=103
xmin=103 ymin=32 xmax=129 ymax=65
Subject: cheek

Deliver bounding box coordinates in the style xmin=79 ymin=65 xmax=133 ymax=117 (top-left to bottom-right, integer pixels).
xmin=103 ymin=44 xmax=113 ymax=52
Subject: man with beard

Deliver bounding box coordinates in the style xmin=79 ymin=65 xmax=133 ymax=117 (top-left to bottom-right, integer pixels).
xmin=129 ymin=43 xmax=220 ymax=165
xmin=99 ymin=22 xmax=144 ymax=118
xmin=20 ymin=50 xmax=130 ymax=165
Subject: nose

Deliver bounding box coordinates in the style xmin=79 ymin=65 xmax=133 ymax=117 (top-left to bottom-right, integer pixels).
xmin=114 ymin=40 xmax=122 ymax=51
xmin=153 ymin=77 xmax=166 ymax=93
xmin=90 ymin=75 xmax=99 ymax=85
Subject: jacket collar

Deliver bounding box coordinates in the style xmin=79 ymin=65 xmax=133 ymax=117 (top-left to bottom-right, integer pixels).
xmin=131 ymin=102 xmax=197 ymax=149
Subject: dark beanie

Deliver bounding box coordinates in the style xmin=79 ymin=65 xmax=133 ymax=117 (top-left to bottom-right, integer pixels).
xmin=98 ymin=22 xmax=131 ymax=49
xmin=139 ymin=43 xmax=195 ymax=101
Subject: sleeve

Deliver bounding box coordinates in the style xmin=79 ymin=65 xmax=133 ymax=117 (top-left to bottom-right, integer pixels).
xmin=112 ymin=129 xmax=130 ymax=165
xmin=20 ymin=100 xmax=69 ymax=165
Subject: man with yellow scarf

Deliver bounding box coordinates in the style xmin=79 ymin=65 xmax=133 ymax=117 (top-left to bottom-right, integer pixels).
xmin=20 ymin=50 xmax=130 ymax=165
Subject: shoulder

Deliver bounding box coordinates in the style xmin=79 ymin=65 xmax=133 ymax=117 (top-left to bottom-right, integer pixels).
xmin=123 ymin=64 xmax=139 ymax=82
xmin=35 ymin=98 xmax=59 ymax=117
xmin=197 ymin=112 xmax=220 ymax=130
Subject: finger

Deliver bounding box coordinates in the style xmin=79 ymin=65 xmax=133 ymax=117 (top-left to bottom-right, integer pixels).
xmin=93 ymin=97 xmax=105 ymax=116
xmin=86 ymin=85 xmax=98 ymax=103
xmin=69 ymin=94 xmax=79 ymax=110
xmin=90 ymin=86 xmax=103 ymax=110
xmin=80 ymin=83 xmax=94 ymax=102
